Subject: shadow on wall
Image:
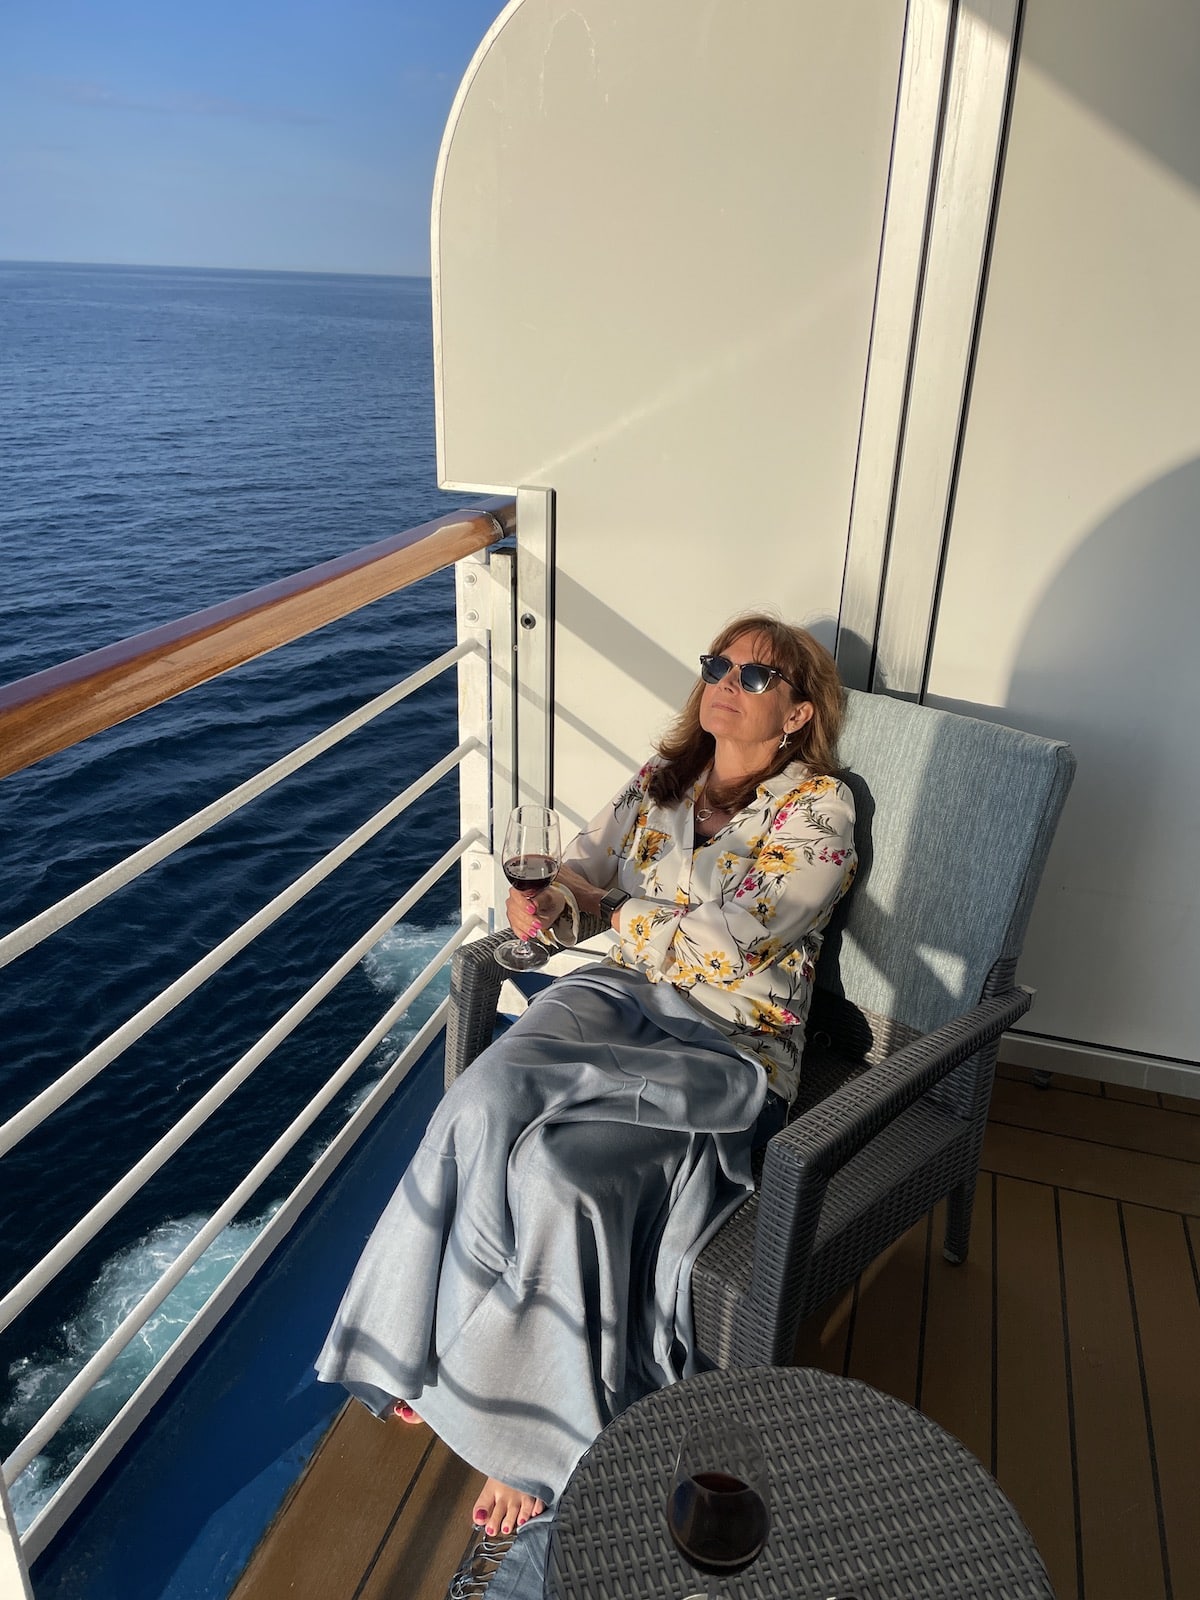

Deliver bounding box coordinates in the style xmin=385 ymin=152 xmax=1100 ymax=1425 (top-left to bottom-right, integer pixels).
xmin=926 ymin=455 xmax=1200 ymax=1060
xmin=968 ymin=0 xmax=1200 ymax=203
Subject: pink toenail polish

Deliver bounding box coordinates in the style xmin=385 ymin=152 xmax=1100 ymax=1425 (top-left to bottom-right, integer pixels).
xmin=518 ymin=1516 xmax=527 ymax=1526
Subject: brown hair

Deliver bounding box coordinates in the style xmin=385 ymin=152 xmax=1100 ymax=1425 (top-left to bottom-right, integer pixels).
xmin=648 ymin=613 xmax=846 ymax=812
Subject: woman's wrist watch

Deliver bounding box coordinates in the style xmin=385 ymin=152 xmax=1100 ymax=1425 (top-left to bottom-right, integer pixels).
xmin=599 ymin=886 xmax=630 ymax=920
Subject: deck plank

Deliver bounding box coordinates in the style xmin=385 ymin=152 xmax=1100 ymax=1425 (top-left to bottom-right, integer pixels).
xmin=989 ymin=1076 xmax=1200 ymax=1163
xmin=1160 ymin=1091 xmax=1200 ymax=1116
xmin=1102 ymin=1083 xmax=1162 ymax=1106
xmin=841 ymin=1215 xmax=929 ymax=1406
xmin=997 ymin=1063 xmax=1103 ymax=1096
xmin=981 ymin=1121 xmax=1200 ymax=1212
xmin=1121 ymin=1203 xmax=1200 ymax=1600
xmin=1059 ymin=1189 xmax=1167 ymax=1600
xmin=792 ymin=1283 xmax=854 ymax=1375
xmin=917 ymin=1186 xmax=994 ymax=1470
xmin=230 ymin=1402 xmax=436 ymax=1600
xmin=359 ymin=1436 xmax=479 ymax=1600
xmin=992 ymin=1176 xmax=1077 ymax=1600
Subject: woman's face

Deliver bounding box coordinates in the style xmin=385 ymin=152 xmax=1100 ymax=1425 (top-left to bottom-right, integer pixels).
xmin=698 ymin=631 xmax=812 ymax=758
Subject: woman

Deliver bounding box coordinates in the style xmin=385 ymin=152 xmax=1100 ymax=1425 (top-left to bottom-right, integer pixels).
xmin=317 ymin=614 xmax=856 ymax=1540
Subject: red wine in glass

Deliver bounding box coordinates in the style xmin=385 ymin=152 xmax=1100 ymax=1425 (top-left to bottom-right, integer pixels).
xmin=502 ymin=853 xmax=559 ymax=895
xmin=666 ymin=1421 xmax=771 ymax=1600
xmin=667 ymin=1471 xmax=770 ymax=1577
xmin=494 ymin=806 xmax=561 ymax=972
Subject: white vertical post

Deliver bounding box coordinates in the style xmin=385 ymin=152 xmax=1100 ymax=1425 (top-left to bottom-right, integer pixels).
xmin=836 ymin=0 xmax=955 ymax=690
xmin=513 ymin=486 xmax=555 ymax=809
xmin=456 ymin=549 xmax=495 ymax=939
xmin=870 ymin=0 xmax=1022 ymax=697
xmin=1 ymin=1475 xmax=34 ymax=1600
xmin=486 ymin=544 xmax=517 ymax=922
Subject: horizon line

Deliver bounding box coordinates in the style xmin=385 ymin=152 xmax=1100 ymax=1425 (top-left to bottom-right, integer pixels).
xmin=0 ymin=257 xmax=432 ymax=282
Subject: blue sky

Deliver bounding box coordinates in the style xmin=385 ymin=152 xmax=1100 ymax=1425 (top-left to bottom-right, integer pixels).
xmin=0 ymin=0 xmax=505 ymax=275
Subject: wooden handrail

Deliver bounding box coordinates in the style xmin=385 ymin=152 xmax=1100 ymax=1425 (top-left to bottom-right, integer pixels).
xmin=0 ymin=500 xmax=516 ymax=782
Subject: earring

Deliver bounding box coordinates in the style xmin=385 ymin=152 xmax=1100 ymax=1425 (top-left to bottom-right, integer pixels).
xmin=778 ymin=733 xmax=790 ymax=750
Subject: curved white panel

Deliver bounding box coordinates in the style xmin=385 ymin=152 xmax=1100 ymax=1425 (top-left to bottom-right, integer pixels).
xmin=434 ymin=0 xmax=909 ymax=820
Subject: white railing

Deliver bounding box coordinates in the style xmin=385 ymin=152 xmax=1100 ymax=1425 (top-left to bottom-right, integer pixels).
xmin=0 ymin=504 xmax=519 ymax=1566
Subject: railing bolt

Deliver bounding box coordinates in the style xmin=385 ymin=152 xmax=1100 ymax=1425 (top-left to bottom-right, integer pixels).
xmin=464 ymin=609 xmax=480 ymax=625
xmin=520 ymin=612 xmax=537 ymax=630
xmin=464 ymin=570 xmax=477 ymax=586
xmin=469 ymin=891 xmax=481 ymax=904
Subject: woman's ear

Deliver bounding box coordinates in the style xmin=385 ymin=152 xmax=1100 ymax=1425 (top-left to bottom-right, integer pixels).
xmin=787 ymin=700 xmax=814 ymax=735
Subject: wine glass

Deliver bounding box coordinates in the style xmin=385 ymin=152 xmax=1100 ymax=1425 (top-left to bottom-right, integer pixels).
xmin=494 ymin=804 xmax=561 ymax=971
xmin=666 ymin=1417 xmax=771 ymax=1600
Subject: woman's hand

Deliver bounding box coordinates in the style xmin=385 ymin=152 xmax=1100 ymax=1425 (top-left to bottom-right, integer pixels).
xmin=506 ymin=883 xmax=567 ymax=941
xmin=550 ymin=863 xmax=605 ymax=918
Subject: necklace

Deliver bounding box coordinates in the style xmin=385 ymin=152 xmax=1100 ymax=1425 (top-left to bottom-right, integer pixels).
xmin=695 ymin=786 xmax=715 ymax=822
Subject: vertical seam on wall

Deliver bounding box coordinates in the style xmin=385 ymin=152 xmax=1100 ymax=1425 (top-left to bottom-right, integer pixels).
xmin=918 ymin=0 xmax=1028 ymax=704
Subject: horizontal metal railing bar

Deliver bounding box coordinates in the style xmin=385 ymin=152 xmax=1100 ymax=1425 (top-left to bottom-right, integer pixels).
xmin=0 ymin=828 xmax=482 ymax=1339
xmin=0 ymin=500 xmax=516 ymax=782
xmin=19 ymin=963 xmax=477 ymax=1560
xmin=0 ymin=639 xmax=480 ymax=973
xmin=4 ymin=918 xmax=481 ymax=1487
xmin=0 ymin=740 xmax=481 ymax=1161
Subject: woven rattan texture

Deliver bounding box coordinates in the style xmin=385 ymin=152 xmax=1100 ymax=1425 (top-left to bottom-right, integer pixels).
xmin=547 ymin=1368 xmax=1056 ymax=1600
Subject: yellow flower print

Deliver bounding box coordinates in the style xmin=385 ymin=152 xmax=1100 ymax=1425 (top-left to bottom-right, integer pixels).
xmin=698 ymin=950 xmax=737 ymax=982
xmin=746 ymin=938 xmax=783 ymax=970
xmin=757 ymin=842 xmax=796 ymax=873
xmin=635 ymin=827 xmax=671 ymax=870
xmin=671 ymin=957 xmax=704 ymax=986
xmin=717 ymin=851 xmax=738 ymax=875
xmin=628 ymin=913 xmax=654 ymax=948
xmin=748 ymin=998 xmax=803 ymax=1031
xmin=795 ymin=775 xmax=835 ymax=800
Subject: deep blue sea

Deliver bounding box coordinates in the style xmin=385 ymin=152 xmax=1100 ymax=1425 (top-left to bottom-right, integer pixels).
xmin=0 ymin=261 xmax=479 ymax=1525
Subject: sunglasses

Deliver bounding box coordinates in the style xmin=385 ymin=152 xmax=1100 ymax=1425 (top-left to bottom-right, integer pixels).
xmin=699 ymin=654 xmax=801 ymax=695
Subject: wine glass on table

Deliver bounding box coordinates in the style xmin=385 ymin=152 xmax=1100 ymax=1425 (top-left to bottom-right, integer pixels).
xmin=494 ymin=804 xmax=561 ymax=972
xmin=666 ymin=1418 xmax=771 ymax=1600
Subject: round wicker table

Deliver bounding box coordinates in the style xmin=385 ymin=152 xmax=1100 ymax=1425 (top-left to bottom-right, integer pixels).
xmin=546 ymin=1366 xmax=1055 ymax=1600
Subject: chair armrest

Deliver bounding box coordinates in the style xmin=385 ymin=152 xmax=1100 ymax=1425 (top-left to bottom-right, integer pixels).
xmin=445 ymin=931 xmax=513 ymax=1089
xmin=747 ymin=984 xmax=1033 ymax=1322
xmin=444 ymin=914 xmax=611 ymax=1089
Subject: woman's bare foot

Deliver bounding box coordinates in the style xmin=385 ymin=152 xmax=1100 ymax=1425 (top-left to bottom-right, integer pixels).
xmin=472 ymin=1477 xmax=546 ymax=1537
xmin=392 ymin=1401 xmax=423 ymax=1425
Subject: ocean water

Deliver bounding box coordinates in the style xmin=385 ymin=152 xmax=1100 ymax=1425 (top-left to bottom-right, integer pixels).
xmin=0 ymin=261 xmax=480 ymax=1525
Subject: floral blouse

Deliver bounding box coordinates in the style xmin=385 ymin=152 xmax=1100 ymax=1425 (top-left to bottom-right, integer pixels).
xmin=561 ymin=758 xmax=857 ymax=1103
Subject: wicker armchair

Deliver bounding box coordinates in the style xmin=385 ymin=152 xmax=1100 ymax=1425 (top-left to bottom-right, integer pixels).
xmin=446 ymin=690 xmax=1075 ymax=1367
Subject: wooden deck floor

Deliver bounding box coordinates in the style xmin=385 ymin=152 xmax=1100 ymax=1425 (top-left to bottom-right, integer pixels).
xmin=232 ymin=1067 xmax=1200 ymax=1600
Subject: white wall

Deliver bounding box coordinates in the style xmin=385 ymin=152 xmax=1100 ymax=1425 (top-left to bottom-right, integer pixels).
xmin=926 ymin=0 xmax=1200 ymax=1069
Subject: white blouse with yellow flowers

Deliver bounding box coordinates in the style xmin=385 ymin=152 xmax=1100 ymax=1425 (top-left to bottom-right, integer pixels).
xmin=559 ymin=757 xmax=857 ymax=1105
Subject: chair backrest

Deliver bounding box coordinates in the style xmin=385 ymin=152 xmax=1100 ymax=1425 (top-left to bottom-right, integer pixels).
xmin=816 ymin=690 xmax=1075 ymax=1038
